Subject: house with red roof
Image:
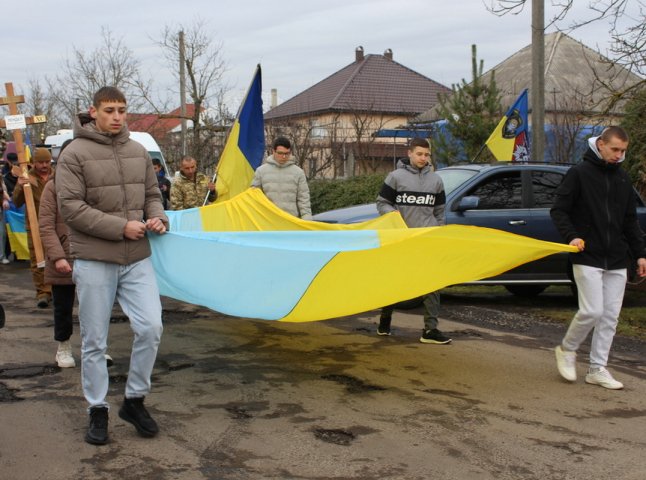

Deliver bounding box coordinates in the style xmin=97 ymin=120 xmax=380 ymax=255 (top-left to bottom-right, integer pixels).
xmin=265 ymin=47 xmax=450 ymax=177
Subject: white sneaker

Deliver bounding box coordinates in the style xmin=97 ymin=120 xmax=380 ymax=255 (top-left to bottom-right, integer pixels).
xmin=555 ymin=345 xmax=577 ymax=381
xmin=585 ymin=367 xmax=624 ymax=390
xmin=1 ymin=256 xmax=9 ymax=265
xmin=55 ymin=341 xmax=76 ymax=368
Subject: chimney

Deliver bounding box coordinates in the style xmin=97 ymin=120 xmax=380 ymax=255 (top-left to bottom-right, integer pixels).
xmin=271 ymin=88 xmax=278 ymax=109
xmin=384 ymin=48 xmax=393 ymax=60
xmin=355 ymin=46 xmax=364 ymax=62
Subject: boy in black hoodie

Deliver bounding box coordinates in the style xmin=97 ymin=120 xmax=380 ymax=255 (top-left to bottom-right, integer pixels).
xmin=551 ymin=126 xmax=646 ymax=389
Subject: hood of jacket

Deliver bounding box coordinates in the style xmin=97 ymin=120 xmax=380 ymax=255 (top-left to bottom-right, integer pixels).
xmin=74 ymin=112 xmax=131 ymax=146
xmin=587 ymin=135 xmax=624 ymax=166
xmin=265 ymin=155 xmax=297 ymax=168
xmin=397 ymin=157 xmax=432 ymax=175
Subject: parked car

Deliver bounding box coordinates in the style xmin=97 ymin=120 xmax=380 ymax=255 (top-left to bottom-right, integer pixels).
xmin=313 ymin=163 xmax=646 ymax=296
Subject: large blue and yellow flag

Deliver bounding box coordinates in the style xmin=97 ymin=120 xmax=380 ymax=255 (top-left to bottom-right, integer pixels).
xmin=153 ymin=189 xmax=576 ymax=322
xmin=5 ymin=203 xmax=29 ymax=260
xmin=486 ymin=89 xmax=530 ymax=162
xmin=214 ymin=65 xmax=265 ymax=202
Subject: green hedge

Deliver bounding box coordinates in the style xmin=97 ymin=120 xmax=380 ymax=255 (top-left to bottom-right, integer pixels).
xmin=309 ymin=174 xmax=386 ymax=214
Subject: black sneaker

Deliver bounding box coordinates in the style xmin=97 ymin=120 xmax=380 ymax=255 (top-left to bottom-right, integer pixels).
xmin=119 ymin=397 xmax=159 ymax=437
xmin=377 ymin=315 xmax=391 ymax=336
xmin=36 ymin=296 xmax=50 ymax=309
xmin=85 ymin=406 xmax=109 ymax=445
xmin=420 ymin=329 xmax=452 ymax=345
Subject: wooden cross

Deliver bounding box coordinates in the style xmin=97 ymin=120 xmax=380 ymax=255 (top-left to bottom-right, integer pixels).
xmin=1 ymin=82 xmax=47 ymax=266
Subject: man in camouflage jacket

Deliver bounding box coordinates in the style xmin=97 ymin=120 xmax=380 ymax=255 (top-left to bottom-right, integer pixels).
xmin=170 ymin=156 xmax=216 ymax=210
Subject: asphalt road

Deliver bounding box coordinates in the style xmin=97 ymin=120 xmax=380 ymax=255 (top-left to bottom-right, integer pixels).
xmin=1 ymin=261 xmax=645 ymax=480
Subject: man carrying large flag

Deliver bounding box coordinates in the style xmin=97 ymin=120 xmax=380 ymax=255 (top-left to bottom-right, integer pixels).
xmin=486 ymin=89 xmax=530 ymax=162
xmin=215 ymin=65 xmax=265 ymax=202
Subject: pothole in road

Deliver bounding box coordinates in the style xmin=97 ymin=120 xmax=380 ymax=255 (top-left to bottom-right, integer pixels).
xmin=0 ymin=365 xmax=59 ymax=379
xmin=313 ymin=428 xmax=356 ymax=446
xmin=0 ymin=382 xmax=23 ymax=403
xmin=321 ymin=374 xmax=385 ymax=394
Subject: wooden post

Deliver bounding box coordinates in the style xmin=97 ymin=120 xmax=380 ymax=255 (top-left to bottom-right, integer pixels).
xmin=0 ymin=82 xmax=47 ymax=267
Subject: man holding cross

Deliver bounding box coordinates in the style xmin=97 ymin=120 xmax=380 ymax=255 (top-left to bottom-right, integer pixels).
xmin=13 ymin=147 xmax=53 ymax=307
xmin=56 ymin=86 xmax=168 ymax=445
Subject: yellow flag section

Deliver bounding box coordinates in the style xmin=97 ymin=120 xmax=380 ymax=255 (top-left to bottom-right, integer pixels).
xmin=214 ymin=121 xmax=255 ymax=202
xmin=167 ymin=188 xmax=406 ymax=232
xmin=157 ymin=188 xmax=576 ymax=322
xmin=214 ymin=65 xmax=265 ymax=202
xmin=281 ymin=226 xmax=575 ymax=322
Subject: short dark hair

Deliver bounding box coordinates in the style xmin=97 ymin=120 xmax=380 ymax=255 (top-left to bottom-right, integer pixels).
xmin=93 ymin=86 xmax=127 ymax=108
xmin=599 ymin=126 xmax=629 ymax=144
xmin=151 ymin=158 xmax=162 ymax=167
xmin=408 ymin=138 xmax=430 ymax=150
xmin=272 ymin=137 xmax=291 ymax=150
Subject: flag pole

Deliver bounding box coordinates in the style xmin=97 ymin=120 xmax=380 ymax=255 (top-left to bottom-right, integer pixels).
xmin=470 ymin=143 xmax=487 ymax=163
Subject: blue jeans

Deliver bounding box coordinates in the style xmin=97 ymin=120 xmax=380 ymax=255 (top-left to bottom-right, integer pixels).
xmin=73 ymin=258 xmax=163 ymax=408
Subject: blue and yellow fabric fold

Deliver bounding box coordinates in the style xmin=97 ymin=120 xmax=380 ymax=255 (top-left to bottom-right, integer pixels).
xmin=152 ymin=189 xmax=576 ymax=322
xmin=214 ymin=65 xmax=265 ymax=203
xmin=5 ymin=203 xmax=29 ymax=260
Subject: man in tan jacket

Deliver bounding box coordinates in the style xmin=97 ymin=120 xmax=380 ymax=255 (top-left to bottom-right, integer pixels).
xmin=56 ymin=86 xmax=168 ymax=446
xmin=13 ymin=147 xmax=52 ymax=307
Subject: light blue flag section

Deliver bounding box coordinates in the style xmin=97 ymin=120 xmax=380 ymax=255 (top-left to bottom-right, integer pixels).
xmin=149 ymin=230 xmax=381 ymax=320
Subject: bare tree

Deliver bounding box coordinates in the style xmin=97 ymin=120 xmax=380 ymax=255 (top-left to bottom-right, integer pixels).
xmin=23 ymin=79 xmax=67 ymax=143
xmin=487 ymin=1 xmax=646 ymax=107
xmin=156 ymin=20 xmax=229 ymax=167
xmin=47 ymin=27 xmax=148 ymax=125
xmin=545 ymin=87 xmax=603 ymax=163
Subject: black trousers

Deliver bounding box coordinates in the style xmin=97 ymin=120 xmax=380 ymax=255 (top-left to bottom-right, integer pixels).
xmin=52 ymin=284 xmax=75 ymax=342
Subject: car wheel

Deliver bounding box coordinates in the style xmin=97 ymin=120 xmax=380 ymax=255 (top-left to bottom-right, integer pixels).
xmin=504 ymin=285 xmax=547 ymax=297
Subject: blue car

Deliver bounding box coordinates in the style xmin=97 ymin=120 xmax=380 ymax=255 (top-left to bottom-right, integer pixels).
xmin=313 ymin=163 xmax=646 ymax=296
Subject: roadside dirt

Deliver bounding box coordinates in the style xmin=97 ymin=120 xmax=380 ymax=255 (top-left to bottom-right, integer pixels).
xmin=1 ymin=262 xmax=645 ymax=480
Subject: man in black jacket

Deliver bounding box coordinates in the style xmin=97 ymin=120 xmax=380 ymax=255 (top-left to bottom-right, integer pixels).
xmin=551 ymin=126 xmax=646 ymax=389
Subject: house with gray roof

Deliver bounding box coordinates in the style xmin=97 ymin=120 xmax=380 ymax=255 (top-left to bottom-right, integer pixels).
xmin=265 ymin=47 xmax=450 ymax=177
xmin=417 ymin=32 xmax=642 ymax=124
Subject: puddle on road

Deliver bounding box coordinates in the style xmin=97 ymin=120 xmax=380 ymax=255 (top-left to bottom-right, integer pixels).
xmin=321 ymin=373 xmax=386 ymax=394
xmin=313 ymin=428 xmax=356 ymax=445
xmin=0 ymin=382 xmax=23 ymax=402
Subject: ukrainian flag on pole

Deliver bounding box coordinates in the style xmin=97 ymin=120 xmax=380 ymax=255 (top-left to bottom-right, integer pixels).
xmin=215 ymin=65 xmax=265 ymax=202
xmin=486 ymin=89 xmax=530 ymax=162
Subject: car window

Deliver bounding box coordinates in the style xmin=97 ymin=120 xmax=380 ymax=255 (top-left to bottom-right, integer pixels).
xmin=435 ymin=169 xmax=479 ymax=195
xmin=464 ymin=171 xmax=522 ymax=209
xmin=531 ymin=171 xmax=564 ymax=208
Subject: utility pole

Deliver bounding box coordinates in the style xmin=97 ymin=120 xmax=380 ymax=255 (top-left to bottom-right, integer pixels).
xmin=531 ymin=0 xmax=545 ymax=162
xmin=179 ymin=30 xmax=187 ymax=156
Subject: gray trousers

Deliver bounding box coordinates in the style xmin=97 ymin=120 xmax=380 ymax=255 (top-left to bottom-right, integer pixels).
xmin=562 ymin=264 xmax=626 ymax=369
xmin=74 ymin=258 xmax=163 ymax=409
xmin=382 ymin=291 xmax=440 ymax=331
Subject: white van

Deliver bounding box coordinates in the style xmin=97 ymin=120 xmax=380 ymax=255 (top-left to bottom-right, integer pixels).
xmin=44 ymin=129 xmax=171 ymax=175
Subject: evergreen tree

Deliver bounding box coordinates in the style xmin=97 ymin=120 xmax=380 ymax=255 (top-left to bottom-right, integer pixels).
xmin=620 ymin=87 xmax=646 ymax=196
xmin=434 ymin=45 xmax=503 ymax=165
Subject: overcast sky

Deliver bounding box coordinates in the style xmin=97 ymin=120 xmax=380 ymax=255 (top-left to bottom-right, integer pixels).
xmin=3 ymin=0 xmax=640 ymax=113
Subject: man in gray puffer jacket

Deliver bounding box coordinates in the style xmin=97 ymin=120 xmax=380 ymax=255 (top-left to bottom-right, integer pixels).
xmin=56 ymin=86 xmax=168 ymax=446
xmin=376 ymin=138 xmax=451 ymax=345
xmin=251 ymin=137 xmax=312 ymax=219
